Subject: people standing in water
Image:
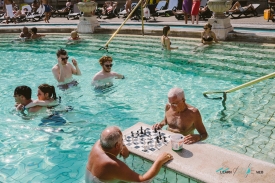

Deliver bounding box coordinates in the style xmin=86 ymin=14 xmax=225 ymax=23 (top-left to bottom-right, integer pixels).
xmin=42 ymin=0 xmax=51 ymax=23
xmin=92 ymin=56 xmax=125 ymax=88
xmin=30 ymin=27 xmax=46 ymax=39
xmin=52 ymin=48 xmax=82 ymax=90
xmin=13 ymin=85 xmax=42 ymax=113
xmin=19 ymin=26 xmax=31 ymax=39
xmin=152 ymin=87 xmax=208 ymax=144
xmin=86 ymin=126 xmax=173 ymax=183
xmin=191 ymin=0 xmax=200 ymax=24
xmin=201 ymin=23 xmax=218 ymax=44
xmin=161 ymin=26 xmax=178 ymax=50
xmin=25 ymin=84 xmax=58 ymax=110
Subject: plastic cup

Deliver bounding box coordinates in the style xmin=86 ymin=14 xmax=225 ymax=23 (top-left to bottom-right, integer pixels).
xmin=170 ymin=134 xmax=184 ymax=151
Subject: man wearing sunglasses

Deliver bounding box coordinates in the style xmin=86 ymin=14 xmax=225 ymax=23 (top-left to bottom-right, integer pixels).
xmin=92 ymin=55 xmax=124 ymax=88
xmin=52 ymin=48 xmax=82 ymax=90
xmin=152 ymin=87 xmax=208 ymax=144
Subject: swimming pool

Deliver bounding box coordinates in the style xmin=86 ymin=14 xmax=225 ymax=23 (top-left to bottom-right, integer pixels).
xmin=1 ymin=34 xmax=275 ymax=182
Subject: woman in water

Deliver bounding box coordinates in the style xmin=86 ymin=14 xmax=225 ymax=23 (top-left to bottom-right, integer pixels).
xmin=25 ymin=84 xmax=58 ymax=110
xmin=161 ymin=26 xmax=178 ymax=50
xmin=201 ymin=23 xmax=218 ymax=44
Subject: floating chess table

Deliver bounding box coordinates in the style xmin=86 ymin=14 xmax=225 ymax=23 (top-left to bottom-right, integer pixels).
xmin=123 ymin=126 xmax=171 ymax=154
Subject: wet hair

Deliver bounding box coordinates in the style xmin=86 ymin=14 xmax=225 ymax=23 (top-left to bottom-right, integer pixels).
xmin=100 ymin=126 xmax=121 ymax=149
xmin=168 ymin=87 xmax=185 ymax=100
xmin=38 ymin=84 xmax=57 ymax=100
xmin=99 ymin=55 xmax=113 ymax=65
xmin=31 ymin=27 xmax=37 ymax=34
xmin=14 ymin=86 xmax=32 ymax=100
xmin=56 ymin=48 xmax=67 ymax=57
xmin=163 ymin=26 xmax=170 ymax=37
xmin=204 ymin=23 xmax=212 ymax=30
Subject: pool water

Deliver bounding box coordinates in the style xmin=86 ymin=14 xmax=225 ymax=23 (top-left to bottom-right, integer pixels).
xmin=0 ymin=34 xmax=275 ymax=182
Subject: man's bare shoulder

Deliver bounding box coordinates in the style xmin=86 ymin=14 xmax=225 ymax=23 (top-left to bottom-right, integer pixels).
xmin=187 ymin=104 xmax=199 ymax=113
xmin=92 ymin=71 xmax=104 ymax=81
xmin=52 ymin=64 xmax=58 ymax=71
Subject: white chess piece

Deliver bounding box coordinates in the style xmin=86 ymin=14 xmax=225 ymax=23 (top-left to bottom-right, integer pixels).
xmin=124 ymin=135 xmax=126 ymax=140
xmin=154 ymin=141 xmax=157 ymax=148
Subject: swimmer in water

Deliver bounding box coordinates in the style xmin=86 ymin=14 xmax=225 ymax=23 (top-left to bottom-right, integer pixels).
xmin=25 ymin=84 xmax=59 ymax=110
xmin=68 ymin=30 xmax=81 ymax=41
xmin=52 ymin=48 xmax=82 ymax=90
xmin=92 ymin=56 xmax=124 ymax=88
xmin=13 ymin=85 xmax=42 ymax=113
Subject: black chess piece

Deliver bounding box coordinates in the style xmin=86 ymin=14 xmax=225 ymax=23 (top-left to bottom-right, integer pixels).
xmin=140 ymin=126 xmax=143 ymax=134
xmin=154 ymin=128 xmax=157 ymax=133
xmin=156 ymin=136 xmax=159 ymax=143
xmin=144 ymin=129 xmax=146 ymax=135
xmin=137 ymin=130 xmax=139 ymax=136
xmin=163 ymin=136 xmax=167 ymax=142
xmin=131 ymin=131 xmax=134 ymax=137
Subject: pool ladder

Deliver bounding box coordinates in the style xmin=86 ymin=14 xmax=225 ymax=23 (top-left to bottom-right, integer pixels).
xmin=203 ymin=72 xmax=275 ymax=100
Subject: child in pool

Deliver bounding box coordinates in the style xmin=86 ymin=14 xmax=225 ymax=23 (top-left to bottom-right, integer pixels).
xmin=68 ymin=31 xmax=81 ymax=41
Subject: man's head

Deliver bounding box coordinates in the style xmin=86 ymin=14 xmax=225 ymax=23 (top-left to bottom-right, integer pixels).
xmin=167 ymin=87 xmax=185 ymax=111
xmin=13 ymin=85 xmax=32 ymax=104
xmin=70 ymin=31 xmax=78 ymax=39
xmin=22 ymin=27 xmax=28 ymax=34
xmin=100 ymin=126 xmax=123 ymax=151
xmin=56 ymin=48 xmax=68 ymax=65
xmin=31 ymin=27 xmax=37 ymax=34
xmin=99 ymin=56 xmax=113 ymax=72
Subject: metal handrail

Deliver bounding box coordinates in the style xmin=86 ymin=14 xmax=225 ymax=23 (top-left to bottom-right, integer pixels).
xmin=203 ymin=72 xmax=275 ymax=99
xmin=99 ymin=0 xmax=143 ymax=51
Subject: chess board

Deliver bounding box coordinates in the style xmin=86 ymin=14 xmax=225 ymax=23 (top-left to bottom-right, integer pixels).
xmin=123 ymin=127 xmax=171 ymax=154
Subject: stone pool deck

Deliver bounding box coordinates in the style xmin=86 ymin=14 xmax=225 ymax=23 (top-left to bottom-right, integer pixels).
xmin=123 ymin=122 xmax=275 ymax=183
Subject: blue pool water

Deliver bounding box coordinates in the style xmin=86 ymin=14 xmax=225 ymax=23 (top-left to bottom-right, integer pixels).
xmin=0 ymin=34 xmax=275 ymax=182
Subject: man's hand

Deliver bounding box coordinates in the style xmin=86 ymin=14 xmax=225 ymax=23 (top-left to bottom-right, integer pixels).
xmin=72 ymin=59 xmax=78 ymax=67
xmin=16 ymin=104 xmax=25 ymax=111
xmin=152 ymin=123 xmax=162 ymax=130
xmin=120 ymin=144 xmax=129 ymax=158
xmin=182 ymin=134 xmax=200 ymax=144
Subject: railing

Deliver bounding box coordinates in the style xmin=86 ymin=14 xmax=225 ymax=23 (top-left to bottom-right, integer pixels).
xmin=203 ymin=72 xmax=275 ymax=100
xmin=99 ymin=0 xmax=144 ymax=51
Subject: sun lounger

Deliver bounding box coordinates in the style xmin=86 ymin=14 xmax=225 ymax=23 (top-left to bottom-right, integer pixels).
xmin=157 ymin=0 xmax=178 ymax=16
xmin=147 ymin=0 xmax=167 ymax=20
xmin=227 ymin=3 xmax=260 ymax=18
xmin=25 ymin=5 xmax=45 ymax=21
xmin=67 ymin=4 xmax=81 ymax=20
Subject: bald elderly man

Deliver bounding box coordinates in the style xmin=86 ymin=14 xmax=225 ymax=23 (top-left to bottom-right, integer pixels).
xmin=152 ymin=87 xmax=208 ymax=144
xmin=86 ymin=126 xmax=173 ymax=183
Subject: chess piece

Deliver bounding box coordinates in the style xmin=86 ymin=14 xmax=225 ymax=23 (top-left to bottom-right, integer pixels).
xmin=124 ymin=135 xmax=126 ymax=140
xmin=140 ymin=126 xmax=143 ymax=134
xmin=154 ymin=141 xmax=157 ymax=148
xmin=137 ymin=130 xmax=139 ymax=136
xmin=156 ymin=136 xmax=159 ymax=143
xmin=163 ymin=136 xmax=167 ymax=143
xmin=159 ymin=132 xmax=162 ymax=140
xmin=144 ymin=129 xmax=146 ymax=135
xmin=154 ymin=128 xmax=157 ymax=133
xmin=131 ymin=131 xmax=134 ymax=137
